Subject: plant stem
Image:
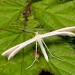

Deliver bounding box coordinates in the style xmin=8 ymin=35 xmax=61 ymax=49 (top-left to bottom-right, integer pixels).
xmin=23 ymin=0 xmax=31 ymax=27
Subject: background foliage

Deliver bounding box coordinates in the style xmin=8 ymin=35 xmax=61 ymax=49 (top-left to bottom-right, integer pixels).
xmin=0 ymin=0 xmax=75 ymax=75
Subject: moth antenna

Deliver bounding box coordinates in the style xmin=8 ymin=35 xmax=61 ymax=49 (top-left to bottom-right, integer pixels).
xmin=42 ymin=39 xmax=65 ymax=61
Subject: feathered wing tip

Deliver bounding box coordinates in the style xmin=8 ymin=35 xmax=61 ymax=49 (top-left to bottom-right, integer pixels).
xmin=7 ymin=38 xmax=37 ymax=60
xmin=41 ymin=31 xmax=75 ymax=39
xmin=55 ymin=26 xmax=75 ymax=32
xmin=1 ymin=45 xmax=19 ymax=59
xmin=57 ymin=31 xmax=75 ymax=37
xmin=1 ymin=38 xmax=37 ymax=60
xmin=7 ymin=46 xmax=22 ymax=60
xmin=41 ymin=26 xmax=75 ymax=38
xmin=1 ymin=42 xmax=25 ymax=60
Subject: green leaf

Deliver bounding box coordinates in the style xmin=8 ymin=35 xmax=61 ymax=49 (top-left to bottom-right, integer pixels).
xmin=0 ymin=0 xmax=75 ymax=75
xmin=0 ymin=0 xmax=25 ymax=27
xmin=31 ymin=0 xmax=75 ymax=30
xmin=31 ymin=0 xmax=75 ymax=75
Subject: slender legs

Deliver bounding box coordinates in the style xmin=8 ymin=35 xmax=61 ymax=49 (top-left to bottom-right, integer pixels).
xmin=42 ymin=39 xmax=65 ymax=61
xmin=26 ymin=39 xmax=65 ymax=69
xmin=26 ymin=41 xmax=39 ymax=69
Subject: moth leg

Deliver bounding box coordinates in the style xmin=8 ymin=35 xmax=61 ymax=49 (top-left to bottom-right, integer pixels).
xmin=26 ymin=59 xmax=38 ymax=69
xmin=42 ymin=39 xmax=65 ymax=61
xmin=25 ymin=41 xmax=39 ymax=69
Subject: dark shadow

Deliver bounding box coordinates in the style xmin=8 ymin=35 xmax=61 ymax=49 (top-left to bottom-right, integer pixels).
xmin=61 ymin=36 xmax=75 ymax=50
xmin=39 ymin=70 xmax=54 ymax=75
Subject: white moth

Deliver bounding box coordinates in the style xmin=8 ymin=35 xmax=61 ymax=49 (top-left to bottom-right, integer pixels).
xmin=1 ymin=26 xmax=75 ymax=69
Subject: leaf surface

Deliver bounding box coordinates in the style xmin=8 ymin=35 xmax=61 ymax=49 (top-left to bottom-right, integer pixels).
xmin=0 ymin=0 xmax=75 ymax=75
